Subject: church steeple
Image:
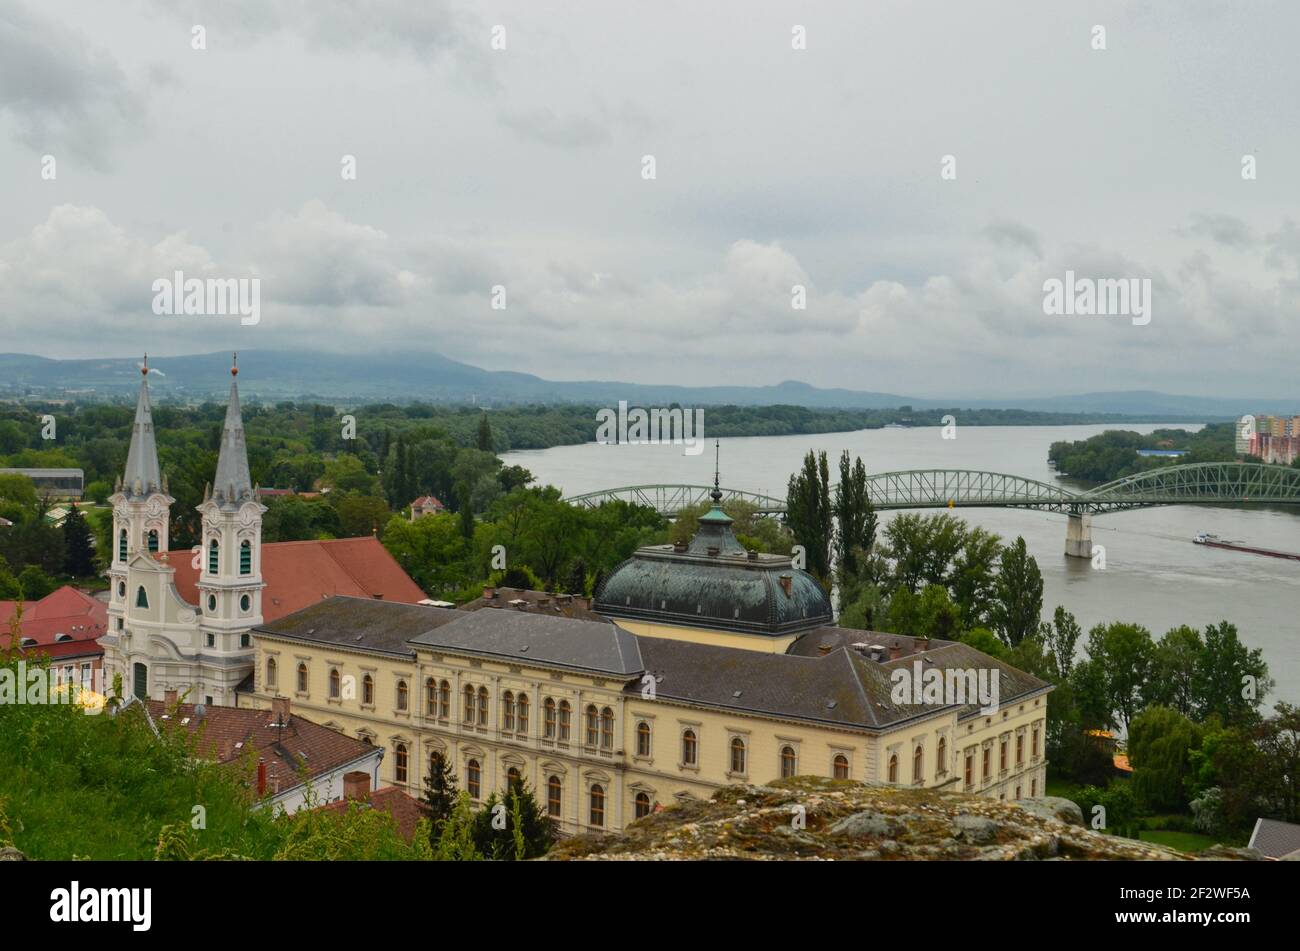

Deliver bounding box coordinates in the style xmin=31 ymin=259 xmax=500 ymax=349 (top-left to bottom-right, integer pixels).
xmin=121 ymin=355 xmax=163 ymax=498
xmin=212 ymin=354 xmax=253 ymax=507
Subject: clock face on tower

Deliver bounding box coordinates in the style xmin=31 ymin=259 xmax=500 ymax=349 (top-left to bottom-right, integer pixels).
xmin=146 ymin=497 xmax=165 ymax=519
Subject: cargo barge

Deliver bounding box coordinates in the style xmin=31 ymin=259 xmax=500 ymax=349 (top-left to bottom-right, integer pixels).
xmin=1193 ymin=533 xmax=1300 ymax=561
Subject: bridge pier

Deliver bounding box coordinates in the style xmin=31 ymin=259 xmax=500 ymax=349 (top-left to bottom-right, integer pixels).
xmin=1064 ymin=512 xmax=1093 ymax=558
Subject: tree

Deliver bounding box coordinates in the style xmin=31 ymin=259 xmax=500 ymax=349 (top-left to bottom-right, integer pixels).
xmin=949 ymin=526 xmax=1002 ymax=628
xmin=1192 ymin=620 xmax=1270 ymax=725
xmin=882 ymin=513 xmax=967 ymax=595
xmin=470 ymin=778 xmax=555 ymax=860
xmin=476 ymin=413 xmax=494 ymax=452
xmin=1083 ymin=622 xmax=1154 ymax=734
xmin=832 ymin=451 xmax=877 ymax=590
xmin=17 ymin=565 xmax=54 ymax=601
xmin=1042 ymin=606 xmax=1083 ymax=681
xmin=884 ymin=584 xmax=963 ymax=640
xmin=785 ymin=449 xmax=832 ymax=586
xmin=1148 ymin=624 xmax=1202 ymax=716
xmin=1127 ymin=705 xmax=1202 ymax=812
xmin=61 ymin=503 xmax=96 ymax=577
xmin=421 ymin=750 xmax=459 ymax=841
xmin=565 ymin=558 xmax=589 ymax=597
xmin=989 ymin=536 xmax=1042 ymax=647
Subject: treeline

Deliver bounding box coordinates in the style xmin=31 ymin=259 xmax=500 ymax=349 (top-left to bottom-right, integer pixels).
xmin=1046 ymin=423 xmax=1241 ymax=483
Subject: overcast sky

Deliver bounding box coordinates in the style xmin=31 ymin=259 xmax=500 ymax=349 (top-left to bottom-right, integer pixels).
xmin=1 ymin=0 xmax=1298 ymax=399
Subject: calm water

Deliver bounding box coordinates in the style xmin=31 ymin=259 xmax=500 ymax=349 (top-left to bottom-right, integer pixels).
xmin=504 ymin=424 xmax=1300 ymax=706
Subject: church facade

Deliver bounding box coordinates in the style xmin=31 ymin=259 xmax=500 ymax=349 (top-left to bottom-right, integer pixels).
xmin=99 ymin=358 xmax=426 ymax=706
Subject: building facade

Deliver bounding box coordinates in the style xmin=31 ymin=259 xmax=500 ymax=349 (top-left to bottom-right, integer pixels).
xmin=240 ymin=489 xmax=1052 ymax=835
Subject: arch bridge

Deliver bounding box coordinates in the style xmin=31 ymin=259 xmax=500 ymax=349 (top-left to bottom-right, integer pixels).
xmin=563 ymin=463 xmax=1300 ymax=557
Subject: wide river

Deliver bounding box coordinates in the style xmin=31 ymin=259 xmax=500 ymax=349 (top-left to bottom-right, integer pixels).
xmin=503 ymin=424 xmax=1300 ymax=706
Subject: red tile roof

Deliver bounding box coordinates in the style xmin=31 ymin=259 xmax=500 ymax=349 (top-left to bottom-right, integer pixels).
xmin=0 ymin=585 xmax=107 ymax=660
xmin=144 ymin=700 xmax=378 ymax=797
xmin=315 ymin=787 xmax=431 ymax=842
xmin=165 ymin=536 xmax=427 ymax=622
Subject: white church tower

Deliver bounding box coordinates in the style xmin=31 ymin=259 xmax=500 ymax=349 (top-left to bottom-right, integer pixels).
xmin=195 ymin=354 xmax=266 ymax=683
xmin=104 ymin=357 xmax=174 ymax=700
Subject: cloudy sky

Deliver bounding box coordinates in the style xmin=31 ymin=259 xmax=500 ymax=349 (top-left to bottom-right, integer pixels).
xmin=1 ymin=0 xmax=1298 ymax=398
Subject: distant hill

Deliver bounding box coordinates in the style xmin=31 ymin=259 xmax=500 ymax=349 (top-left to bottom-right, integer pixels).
xmin=0 ymin=350 xmax=1285 ymax=418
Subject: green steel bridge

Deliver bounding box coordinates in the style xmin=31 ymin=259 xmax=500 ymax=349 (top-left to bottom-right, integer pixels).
xmin=562 ymin=463 xmax=1300 ymax=556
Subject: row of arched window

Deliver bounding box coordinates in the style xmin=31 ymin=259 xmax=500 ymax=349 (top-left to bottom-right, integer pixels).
xmin=117 ymin=528 xmax=161 ymax=562
xmin=206 ymin=538 xmax=254 ymax=575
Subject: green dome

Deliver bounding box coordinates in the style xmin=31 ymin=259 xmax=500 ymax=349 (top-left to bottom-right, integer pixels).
xmin=595 ymin=502 xmax=831 ymax=638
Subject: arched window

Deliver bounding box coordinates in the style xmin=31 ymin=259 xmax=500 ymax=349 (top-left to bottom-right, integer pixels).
xmin=425 ymin=678 xmax=436 ymax=715
xmin=585 ymin=704 xmax=599 ymax=747
xmin=635 ymin=792 xmax=651 ymax=819
xmin=135 ymin=586 xmax=149 ymax=609
xmin=681 ymin=729 xmax=698 ymax=766
xmin=463 ymin=685 xmax=475 ymax=723
xmin=118 ymin=529 xmax=127 ymax=562
xmin=239 ymin=540 xmax=252 ymax=575
xmin=558 ymin=700 xmax=571 ymax=742
xmin=600 ymin=707 xmax=614 ymax=750
xmin=547 ymin=775 xmax=562 ymax=817
xmin=396 ymin=679 xmax=408 ymax=712
xmin=208 ymin=538 xmax=219 ymax=574
xmin=296 ymin=663 xmax=308 ymax=693
xmin=913 ymin=745 xmax=924 ymax=784
xmin=729 ymin=737 xmax=746 ymax=775
xmin=517 ymin=694 xmax=529 ymax=734
xmin=937 ymin=737 xmax=947 ymax=775
xmin=833 ymin=754 xmax=850 ymax=780
xmin=544 ymin=697 xmax=557 ymax=738
xmin=506 ymin=766 xmax=521 ymax=789
xmin=636 ymin=721 xmax=652 ymax=757
xmin=477 ymin=686 xmax=489 ymax=726
xmin=589 ymin=784 xmax=605 ymax=827
xmin=147 ymin=529 xmax=159 ymax=553
xmin=329 ymin=668 xmax=340 ymax=699
xmin=467 ymin=759 xmax=481 ymax=799
xmin=395 ymin=743 xmax=408 ymax=784
xmin=780 ymin=745 xmax=797 ymax=778
xmin=439 ymin=680 xmax=450 ymax=719
xmin=887 ymin=754 xmax=898 ymax=783
xmin=502 ymin=691 xmax=516 ymax=731
xmin=362 ymin=674 xmax=374 ymax=706
xmin=266 ymin=657 xmax=277 ymax=688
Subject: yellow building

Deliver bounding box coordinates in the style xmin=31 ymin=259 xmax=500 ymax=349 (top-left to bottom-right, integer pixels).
xmin=240 ymin=491 xmax=1052 ymax=835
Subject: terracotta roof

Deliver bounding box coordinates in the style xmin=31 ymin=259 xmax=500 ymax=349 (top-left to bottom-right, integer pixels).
xmin=143 ymin=699 xmax=377 ymax=798
xmin=165 ymin=536 xmax=427 ymax=621
xmin=411 ymin=495 xmax=444 ymax=509
xmin=0 ymin=586 xmax=108 ymax=657
xmin=315 ymin=787 xmax=430 ymax=842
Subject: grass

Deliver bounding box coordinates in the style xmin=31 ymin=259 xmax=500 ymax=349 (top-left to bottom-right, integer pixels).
xmin=1138 ymin=829 xmax=1219 ymax=852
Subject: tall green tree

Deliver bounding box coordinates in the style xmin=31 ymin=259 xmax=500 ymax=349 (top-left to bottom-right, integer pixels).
xmin=1148 ymin=624 xmax=1202 ymax=716
xmin=1193 ymin=620 xmax=1270 ymax=724
xmin=832 ymin=451 xmax=876 ymax=591
xmin=785 ymin=449 xmax=831 ymax=587
xmin=1042 ymin=606 xmax=1083 ymax=680
xmin=421 ymin=750 xmax=459 ymax=842
xmin=1083 ymin=621 xmax=1155 ymax=734
xmin=989 ymin=536 xmax=1042 ymax=647
xmin=1127 ymin=705 xmax=1202 ymax=812
xmin=476 ymin=413 xmax=494 ymax=452
xmin=61 ymin=502 xmax=95 ymax=577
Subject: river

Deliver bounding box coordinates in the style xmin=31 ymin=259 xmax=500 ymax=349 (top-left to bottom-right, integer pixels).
xmin=502 ymin=424 xmax=1300 ymax=706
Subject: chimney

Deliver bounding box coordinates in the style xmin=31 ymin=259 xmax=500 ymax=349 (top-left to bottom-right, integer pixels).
xmin=483 ymin=585 xmax=495 ymax=600
xmin=888 ymin=641 xmax=903 ymax=661
xmin=343 ymin=770 xmax=371 ymax=801
xmin=270 ymin=696 xmax=290 ymax=726
xmin=673 ymin=539 xmax=688 ymax=552
xmin=706 ymin=545 xmax=720 ymax=556
xmin=747 ymin=549 xmax=758 ymax=561
xmin=913 ymin=636 xmax=930 ymax=654
xmin=372 ymin=593 xmax=384 ymax=600
xmin=869 ymin=644 xmax=886 ymax=662
xmin=537 ymin=597 xmax=550 ymax=607
xmin=164 ymin=688 xmax=178 ymax=706
xmin=257 ymin=758 xmax=267 ymax=796
xmin=778 ymin=574 xmax=793 ymax=597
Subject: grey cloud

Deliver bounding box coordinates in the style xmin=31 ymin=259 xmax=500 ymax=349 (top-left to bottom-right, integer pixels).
xmin=0 ymin=1 xmax=146 ymax=167
xmin=1186 ymin=213 xmax=1255 ymax=249
xmin=498 ymin=107 xmax=612 ymax=149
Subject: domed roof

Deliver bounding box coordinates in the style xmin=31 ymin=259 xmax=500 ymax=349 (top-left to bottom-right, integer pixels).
xmin=594 ymin=496 xmax=831 ymax=638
